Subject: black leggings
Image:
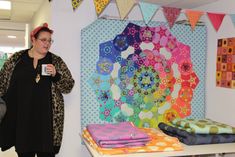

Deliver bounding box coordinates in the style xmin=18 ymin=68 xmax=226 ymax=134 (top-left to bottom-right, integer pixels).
xmin=17 ymin=152 xmax=55 ymax=157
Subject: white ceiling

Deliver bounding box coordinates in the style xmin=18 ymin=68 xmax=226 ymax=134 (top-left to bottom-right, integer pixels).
xmin=0 ymin=0 xmax=44 ymax=48
xmin=0 ymin=0 xmax=44 ymax=22
xmin=0 ymin=0 xmax=219 ymax=48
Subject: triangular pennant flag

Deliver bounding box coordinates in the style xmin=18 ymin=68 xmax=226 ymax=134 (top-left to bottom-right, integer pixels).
xmin=230 ymin=14 xmax=235 ymax=28
xmin=139 ymin=2 xmax=160 ymax=24
xmin=163 ymin=7 xmax=181 ymax=29
xmin=93 ymin=0 xmax=111 ymax=16
xmin=207 ymin=12 xmax=225 ymax=32
xmin=185 ymin=10 xmax=203 ymax=31
xmin=71 ymin=0 xmax=83 ymax=11
xmin=116 ymin=0 xmax=136 ymax=20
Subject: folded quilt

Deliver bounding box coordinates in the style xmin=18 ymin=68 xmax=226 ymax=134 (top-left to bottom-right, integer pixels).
xmin=82 ymin=127 xmax=183 ymax=155
xmin=159 ymin=122 xmax=235 ymax=145
xmin=87 ymin=122 xmax=150 ymax=148
xmin=171 ymin=118 xmax=235 ymax=134
xmin=100 ymin=138 xmax=150 ymax=148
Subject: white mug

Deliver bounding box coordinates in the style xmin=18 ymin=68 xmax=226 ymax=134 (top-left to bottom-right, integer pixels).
xmin=41 ymin=64 xmax=50 ymax=76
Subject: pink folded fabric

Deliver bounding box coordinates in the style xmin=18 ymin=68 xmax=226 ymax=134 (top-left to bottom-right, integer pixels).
xmin=87 ymin=122 xmax=150 ymax=148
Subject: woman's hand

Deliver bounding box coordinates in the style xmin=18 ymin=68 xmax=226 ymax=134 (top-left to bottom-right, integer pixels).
xmin=46 ymin=64 xmax=56 ymax=77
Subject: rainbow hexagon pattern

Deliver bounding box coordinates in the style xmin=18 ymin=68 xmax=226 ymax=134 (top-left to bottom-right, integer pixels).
xmin=88 ymin=23 xmax=199 ymax=128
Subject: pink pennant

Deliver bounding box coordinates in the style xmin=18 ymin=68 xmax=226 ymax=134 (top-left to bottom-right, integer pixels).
xmin=207 ymin=13 xmax=225 ymax=32
xmin=163 ymin=7 xmax=181 ymax=29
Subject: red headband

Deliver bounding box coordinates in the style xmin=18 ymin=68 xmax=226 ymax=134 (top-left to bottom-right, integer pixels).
xmin=30 ymin=23 xmax=53 ymax=41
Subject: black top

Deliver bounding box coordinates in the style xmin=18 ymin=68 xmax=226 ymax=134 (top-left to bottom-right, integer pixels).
xmin=2 ymin=51 xmax=54 ymax=153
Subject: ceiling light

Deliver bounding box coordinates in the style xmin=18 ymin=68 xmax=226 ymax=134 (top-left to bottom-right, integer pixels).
xmin=0 ymin=1 xmax=11 ymax=10
xmin=7 ymin=35 xmax=16 ymax=39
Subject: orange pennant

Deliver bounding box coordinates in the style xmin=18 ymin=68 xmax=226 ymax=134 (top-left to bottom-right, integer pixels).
xmin=185 ymin=10 xmax=203 ymax=31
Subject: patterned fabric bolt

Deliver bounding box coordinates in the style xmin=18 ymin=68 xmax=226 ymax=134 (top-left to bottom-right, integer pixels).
xmin=171 ymin=118 xmax=235 ymax=134
xmin=82 ymin=127 xmax=183 ymax=155
xmin=87 ymin=122 xmax=150 ymax=148
xmin=159 ymin=122 xmax=235 ymax=145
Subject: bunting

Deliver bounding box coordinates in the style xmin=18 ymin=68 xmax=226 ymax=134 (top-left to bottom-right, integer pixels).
xmin=116 ymin=0 xmax=136 ymax=20
xmin=207 ymin=13 xmax=225 ymax=32
xmin=68 ymin=0 xmax=231 ymax=33
xmin=163 ymin=7 xmax=181 ymax=29
xmin=94 ymin=0 xmax=111 ymax=16
xmin=185 ymin=10 xmax=203 ymax=31
xmin=139 ymin=2 xmax=160 ymax=24
xmin=72 ymin=0 xmax=83 ymax=11
xmin=230 ymin=14 xmax=235 ymax=28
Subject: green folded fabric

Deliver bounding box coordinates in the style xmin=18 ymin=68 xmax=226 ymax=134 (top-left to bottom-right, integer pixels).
xmin=171 ymin=118 xmax=235 ymax=134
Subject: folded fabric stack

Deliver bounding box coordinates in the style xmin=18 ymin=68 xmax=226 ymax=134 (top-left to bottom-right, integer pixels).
xmin=158 ymin=118 xmax=235 ymax=145
xmin=86 ymin=122 xmax=150 ymax=148
xmin=82 ymin=122 xmax=183 ymax=155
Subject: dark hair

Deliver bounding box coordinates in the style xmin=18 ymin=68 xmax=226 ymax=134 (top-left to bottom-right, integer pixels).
xmin=33 ymin=27 xmax=53 ymax=39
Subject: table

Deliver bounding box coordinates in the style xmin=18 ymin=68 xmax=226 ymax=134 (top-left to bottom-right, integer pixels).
xmin=81 ymin=136 xmax=235 ymax=157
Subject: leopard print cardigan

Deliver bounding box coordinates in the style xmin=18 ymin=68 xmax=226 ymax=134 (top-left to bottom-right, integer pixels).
xmin=0 ymin=49 xmax=74 ymax=153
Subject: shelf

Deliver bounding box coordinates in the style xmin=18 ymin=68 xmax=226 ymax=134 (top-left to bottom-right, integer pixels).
xmin=81 ymin=136 xmax=235 ymax=157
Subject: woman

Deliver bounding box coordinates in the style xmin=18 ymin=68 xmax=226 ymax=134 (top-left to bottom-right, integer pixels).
xmin=0 ymin=23 xmax=74 ymax=157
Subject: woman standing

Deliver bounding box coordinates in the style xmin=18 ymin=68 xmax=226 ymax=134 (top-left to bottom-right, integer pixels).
xmin=0 ymin=23 xmax=74 ymax=157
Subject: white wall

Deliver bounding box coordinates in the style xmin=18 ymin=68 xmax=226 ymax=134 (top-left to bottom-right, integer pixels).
xmin=50 ymin=0 xmax=96 ymax=156
xmin=31 ymin=0 xmax=51 ymax=29
xmin=29 ymin=0 xmax=51 ymax=48
xmin=196 ymin=0 xmax=235 ymax=127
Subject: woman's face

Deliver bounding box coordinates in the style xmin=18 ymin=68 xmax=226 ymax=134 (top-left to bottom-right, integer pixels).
xmin=32 ymin=31 xmax=53 ymax=54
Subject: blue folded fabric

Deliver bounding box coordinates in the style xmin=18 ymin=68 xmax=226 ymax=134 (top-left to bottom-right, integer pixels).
xmin=158 ymin=122 xmax=235 ymax=145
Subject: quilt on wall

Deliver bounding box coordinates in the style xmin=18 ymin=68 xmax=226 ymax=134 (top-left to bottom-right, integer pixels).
xmin=81 ymin=19 xmax=207 ymax=129
xmin=216 ymin=38 xmax=235 ymax=89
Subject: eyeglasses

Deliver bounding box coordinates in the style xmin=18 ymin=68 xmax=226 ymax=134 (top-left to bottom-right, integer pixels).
xmin=37 ymin=38 xmax=54 ymax=44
